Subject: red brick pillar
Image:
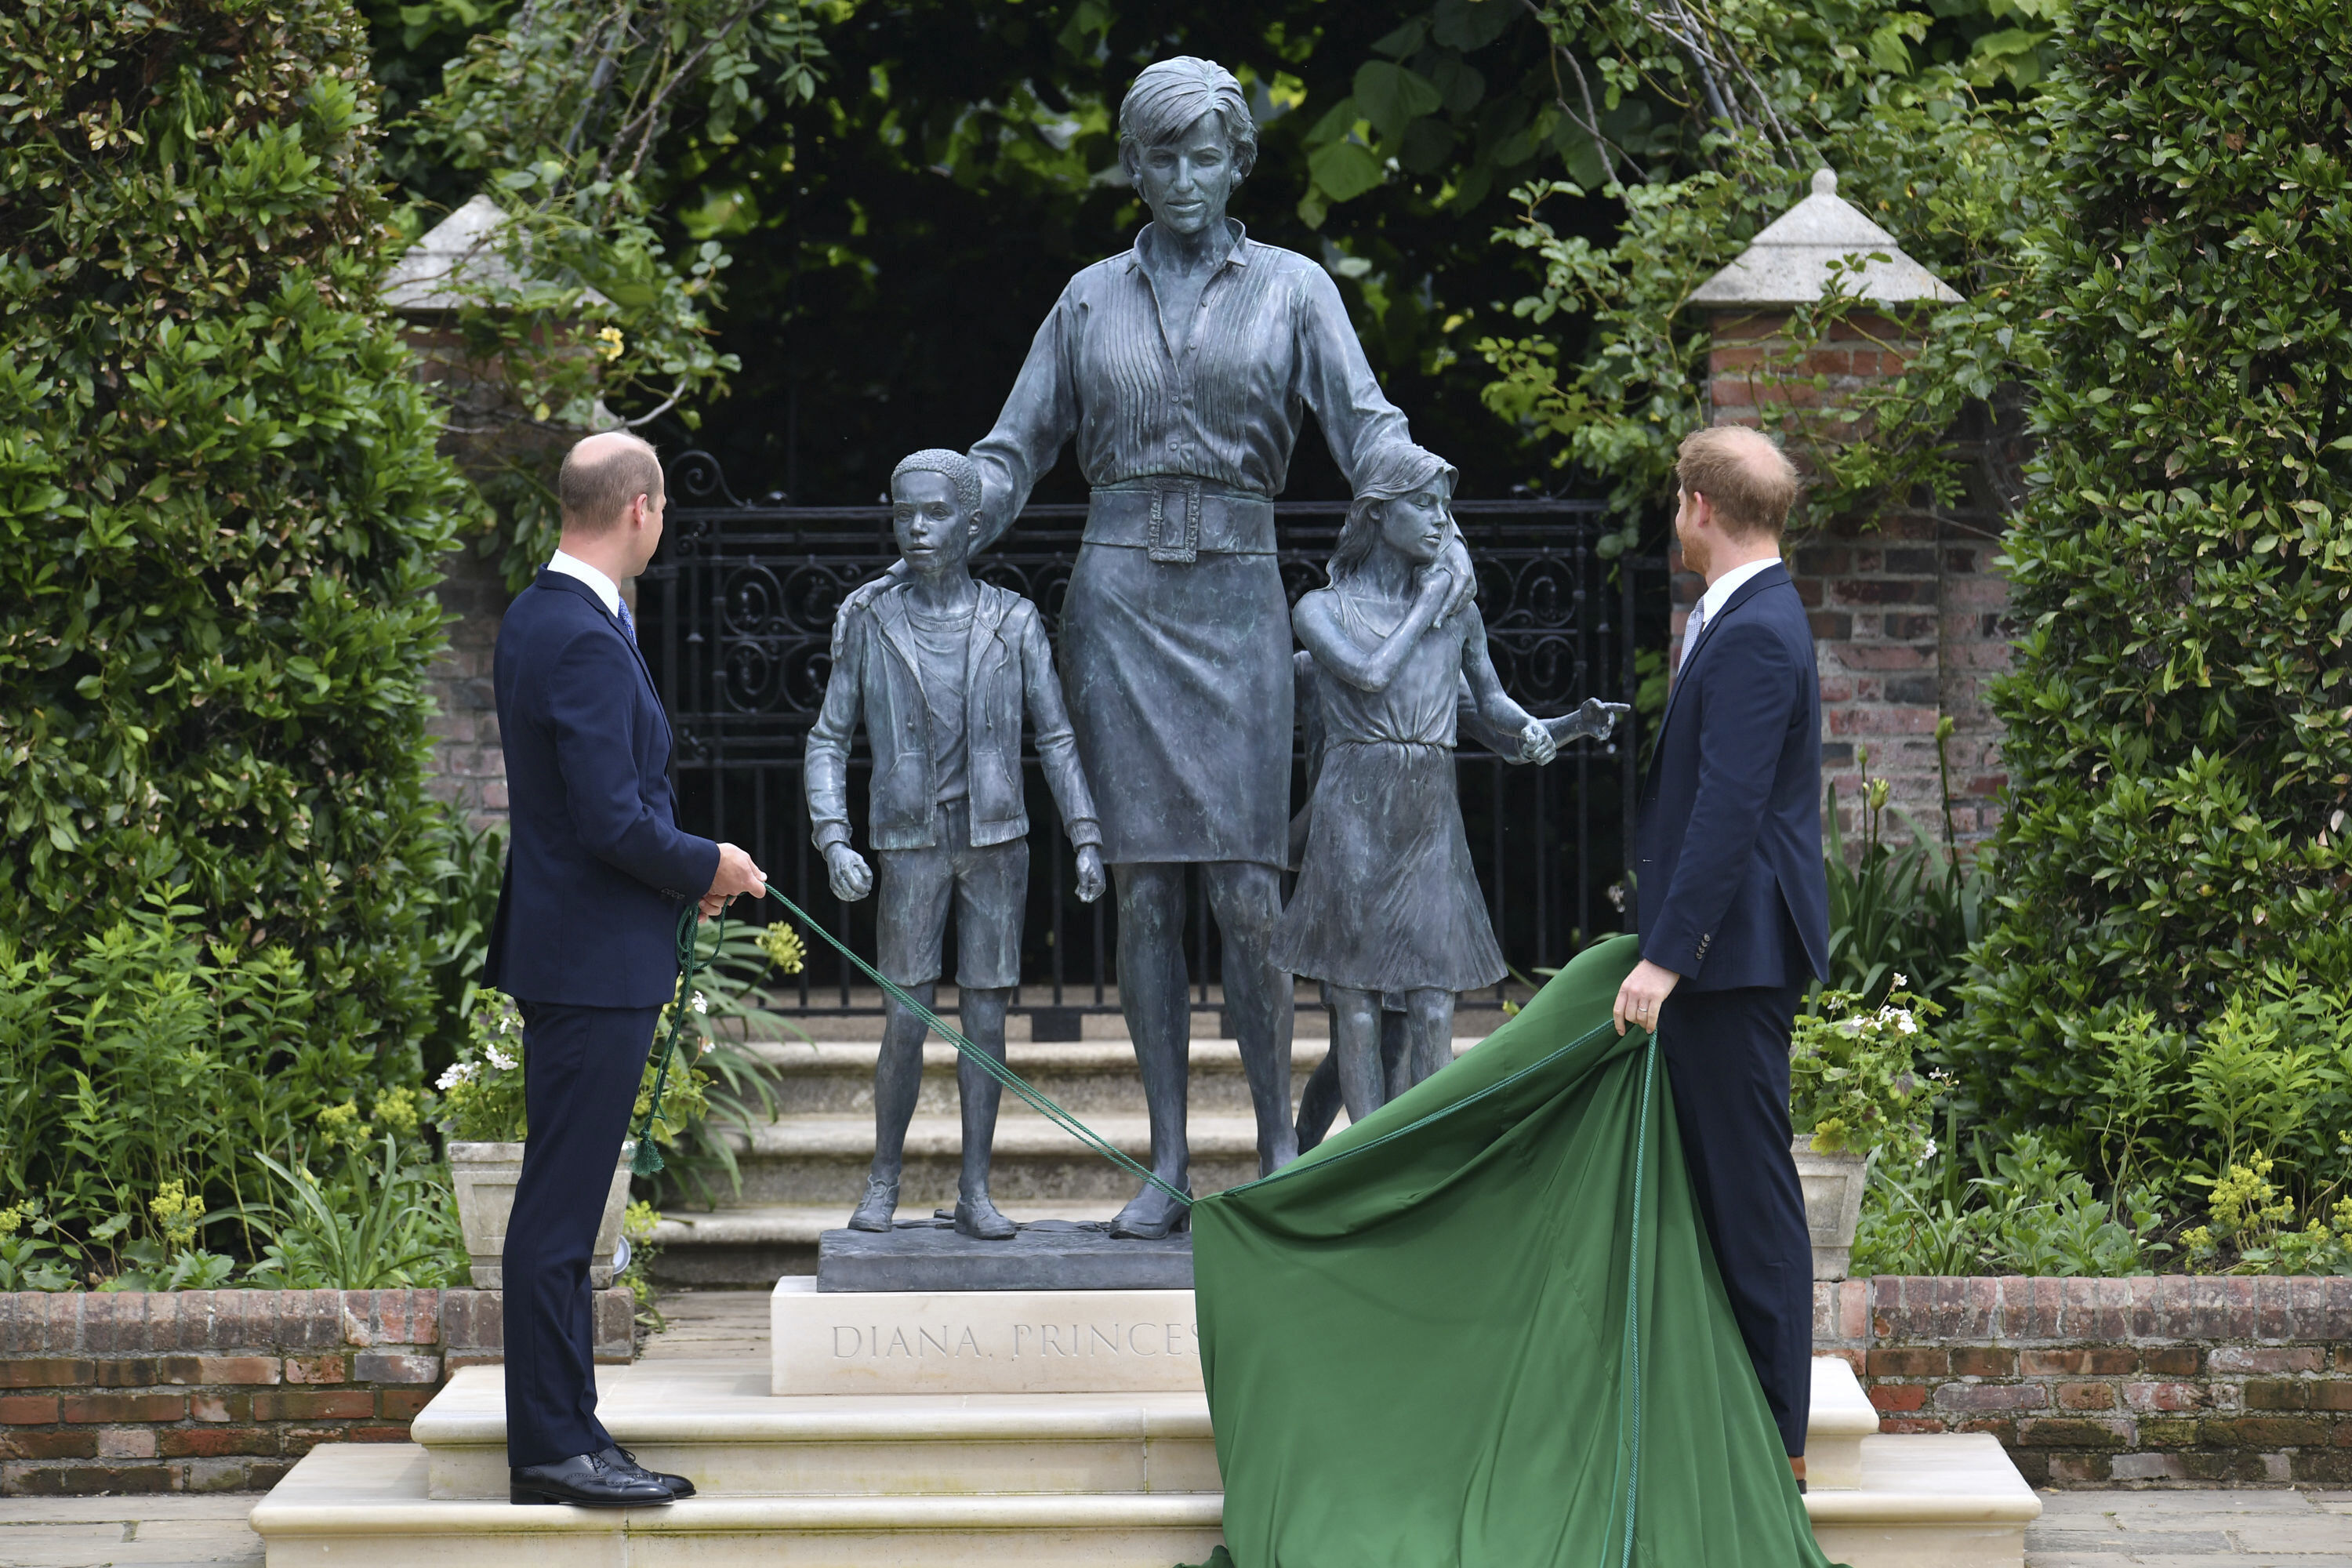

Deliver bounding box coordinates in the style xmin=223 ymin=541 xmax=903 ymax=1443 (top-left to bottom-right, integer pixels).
xmin=1690 ymin=307 xmax=2016 ymax=848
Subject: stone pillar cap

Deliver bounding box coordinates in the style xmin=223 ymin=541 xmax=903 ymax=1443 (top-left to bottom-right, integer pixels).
xmin=1689 ymin=168 xmax=1962 ymax=310
xmin=383 ymin=194 xmax=612 ymax=317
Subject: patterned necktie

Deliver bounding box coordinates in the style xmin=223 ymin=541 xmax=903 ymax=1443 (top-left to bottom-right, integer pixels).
xmin=1683 ymin=596 xmax=1708 ymax=654
xmin=616 ymin=597 xmax=637 ymax=644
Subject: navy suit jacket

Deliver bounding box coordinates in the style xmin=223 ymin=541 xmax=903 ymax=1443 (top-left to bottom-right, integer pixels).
xmin=486 ymin=571 xmax=720 ymax=1008
xmin=1633 ymin=561 xmax=1831 ymax=992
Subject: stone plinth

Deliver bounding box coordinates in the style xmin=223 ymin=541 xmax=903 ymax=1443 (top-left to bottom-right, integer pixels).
xmin=772 ymin=1278 xmax=1202 ymax=1396
xmin=816 ymin=1217 xmax=1192 ymax=1293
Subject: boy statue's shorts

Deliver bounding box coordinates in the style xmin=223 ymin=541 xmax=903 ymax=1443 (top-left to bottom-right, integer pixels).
xmin=873 ymin=799 xmax=1028 ymax=991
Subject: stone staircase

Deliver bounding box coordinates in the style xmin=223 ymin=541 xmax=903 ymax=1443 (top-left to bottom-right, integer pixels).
xmin=245 ymin=1346 xmax=2038 ymax=1566
xmin=650 ymin=996 xmax=1494 ymax=1283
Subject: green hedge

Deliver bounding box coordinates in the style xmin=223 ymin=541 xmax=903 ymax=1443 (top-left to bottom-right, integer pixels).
xmin=0 ymin=0 xmax=470 ymax=1233
xmin=1954 ymin=0 xmax=2352 ymax=1194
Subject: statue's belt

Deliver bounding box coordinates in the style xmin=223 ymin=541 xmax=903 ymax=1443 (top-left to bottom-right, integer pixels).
xmin=1085 ymin=481 xmax=1275 ymax=561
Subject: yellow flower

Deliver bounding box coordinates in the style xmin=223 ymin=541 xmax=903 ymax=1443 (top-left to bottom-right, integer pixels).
xmin=596 ymin=325 xmax=626 ymax=361
xmin=0 ymin=1202 xmax=27 ymax=1239
xmin=374 ymin=1087 xmax=419 ymax=1135
xmin=149 ymin=1181 xmax=205 ymax=1250
xmin=757 ymin=922 xmax=807 ymax=976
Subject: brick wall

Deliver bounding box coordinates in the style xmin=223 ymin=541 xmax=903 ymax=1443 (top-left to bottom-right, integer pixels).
xmin=0 ymin=1287 xmax=631 ymax=1495
xmin=1696 ymin=307 xmax=2027 ymax=847
xmin=424 ymin=545 xmax=510 ymax=830
xmin=1814 ymin=1275 xmax=2352 ymax=1486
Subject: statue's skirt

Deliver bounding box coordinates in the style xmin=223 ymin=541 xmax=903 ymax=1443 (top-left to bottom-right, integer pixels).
xmin=1058 ymin=507 xmax=1291 ymax=868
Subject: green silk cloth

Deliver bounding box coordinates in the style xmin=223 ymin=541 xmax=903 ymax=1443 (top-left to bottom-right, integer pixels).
xmin=1182 ymin=934 xmax=1841 ymax=1568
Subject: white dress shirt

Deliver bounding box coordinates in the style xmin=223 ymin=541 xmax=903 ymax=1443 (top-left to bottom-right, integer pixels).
xmin=546 ymin=550 xmax=622 ymax=616
xmin=1686 ymin=554 xmax=1782 ymax=648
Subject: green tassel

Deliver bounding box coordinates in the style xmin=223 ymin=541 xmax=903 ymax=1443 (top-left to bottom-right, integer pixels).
xmin=631 ymin=1139 xmax=664 ymax=1178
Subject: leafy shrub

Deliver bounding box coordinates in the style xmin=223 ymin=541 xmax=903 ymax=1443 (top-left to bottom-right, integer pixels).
xmin=0 ymin=901 xmax=421 ymax=1274
xmin=0 ymin=0 xmax=472 ymax=1141
xmin=0 ymin=1202 xmax=82 ymax=1293
xmin=1856 ymin=1131 xmax=2171 ymax=1277
xmin=1952 ymin=0 xmax=2352 ymax=1148
xmin=1822 ymin=729 xmax=1989 ymax=1011
xmin=439 ymin=920 xmax=802 ymax=1206
xmin=243 ymin=1131 xmax=465 ymax=1290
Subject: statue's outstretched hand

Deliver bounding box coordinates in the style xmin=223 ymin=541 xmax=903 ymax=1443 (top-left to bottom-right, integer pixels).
xmin=1547 ymin=698 xmax=1635 ymax=746
xmin=1074 ymin=844 xmax=1106 ymax=904
xmin=824 ymin=843 xmax=874 ymax=902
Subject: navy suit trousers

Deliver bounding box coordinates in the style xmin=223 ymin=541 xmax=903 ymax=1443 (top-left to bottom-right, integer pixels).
xmin=503 ymin=1000 xmax=660 ymax=1468
xmin=1659 ymin=980 xmax=1813 ymax=1456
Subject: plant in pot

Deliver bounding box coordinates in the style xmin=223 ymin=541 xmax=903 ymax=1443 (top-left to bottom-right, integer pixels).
xmin=1788 ymin=979 xmax=1943 ymax=1280
xmin=438 ymin=920 xmax=801 ymax=1287
xmin=438 ymin=995 xmax=647 ymax=1289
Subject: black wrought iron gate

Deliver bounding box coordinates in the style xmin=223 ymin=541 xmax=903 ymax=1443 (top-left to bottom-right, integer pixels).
xmin=642 ymin=452 xmax=1665 ymax=1026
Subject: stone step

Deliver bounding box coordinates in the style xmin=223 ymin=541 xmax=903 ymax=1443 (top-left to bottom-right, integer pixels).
xmin=401 ymin=1355 xmax=1882 ymax=1499
xmin=655 ymin=1036 xmax=1479 ymax=1282
xmin=741 ymin=1035 xmax=1484 ymax=1117
xmin=719 ymin=1112 xmax=1269 ymax=1208
xmin=250 ymin=1443 xmax=1225 ymax=1568
xmin=250 ymin=1360 xmax=2036 ymax=1568
xmin=412 ymin=1364 xmax=1219 ymax=1501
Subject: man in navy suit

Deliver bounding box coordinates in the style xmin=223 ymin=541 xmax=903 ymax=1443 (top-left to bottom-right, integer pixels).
xmin=486 ymin=430 xmax=767 ymax=1507
xmin=1615 ymin=425 xmax=1831 ymax=1486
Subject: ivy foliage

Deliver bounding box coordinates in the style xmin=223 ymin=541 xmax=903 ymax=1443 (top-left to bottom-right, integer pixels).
xmin=1951 ymin=0 xmax=2352 ymax=1156
xmin=1472 ymin=0 xmax=2060 ymax=537
xmin=0 ymin=0 xmax=470 ymax=1113
xmin=383 ymin=0 xmax=830 ymax=586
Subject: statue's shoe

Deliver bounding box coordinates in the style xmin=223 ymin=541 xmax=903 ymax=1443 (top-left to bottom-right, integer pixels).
xmin=953 ymin=1193 xmax=1017 ymax=1240
xmin=1109 ymin=1186 xmax=1194 ymax=1240
xmin=848 ymin=1176 xmax=898 ymax=1232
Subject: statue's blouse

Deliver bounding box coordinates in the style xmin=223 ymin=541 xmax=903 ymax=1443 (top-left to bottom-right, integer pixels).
xmin=971 ymin=222 xmax=1412 ymax=532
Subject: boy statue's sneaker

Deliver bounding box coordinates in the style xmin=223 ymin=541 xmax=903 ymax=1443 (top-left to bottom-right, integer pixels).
xmin=848 ymin=1175 xmax=898 ymax=1232
xmin=954 ymin=1191 xmax=1017 ymax=1241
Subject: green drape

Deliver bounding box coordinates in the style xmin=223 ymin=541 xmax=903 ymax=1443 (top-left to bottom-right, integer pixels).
xmin=1183 ymin=934 xmax=1841 ymax=1568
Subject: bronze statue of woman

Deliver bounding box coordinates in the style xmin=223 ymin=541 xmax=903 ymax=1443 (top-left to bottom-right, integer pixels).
xmin=960 ymin=56 xmax=1466 ymax=1238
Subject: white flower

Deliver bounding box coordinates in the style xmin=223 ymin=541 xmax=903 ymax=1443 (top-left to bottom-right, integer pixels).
xmin=436 ymin=1062 xmax=477 ymax=1090
xmin=1917 ymin=1138 xmax=1938 ymax=1165
xmin=1893 ymin=974 xmax=1909 ymax=989
xmin=485 ymin=1043 xmax=518 ymax=1073
xmin=690 ymin=992 xmax=709 ymax=1015
xmin=701 ymin=1037 xmax=715 ymax=1054
xmin=1896 ymin=1011 xmax=1918 ymax=1035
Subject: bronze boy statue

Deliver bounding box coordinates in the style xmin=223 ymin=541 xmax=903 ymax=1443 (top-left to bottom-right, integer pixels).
xmin=807 ymin=449 xmax=1107 ymax=1240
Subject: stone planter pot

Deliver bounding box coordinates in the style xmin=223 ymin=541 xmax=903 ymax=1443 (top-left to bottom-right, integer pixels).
xmin=1791 ymin=1134 xmax=1869 ymax=1282
xmin=448 ymin=1141 xmax=634 ymax=1290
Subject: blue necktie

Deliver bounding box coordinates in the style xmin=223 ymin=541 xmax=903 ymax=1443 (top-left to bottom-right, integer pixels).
xmin=616 ymin=597 xmax=637 ymax=644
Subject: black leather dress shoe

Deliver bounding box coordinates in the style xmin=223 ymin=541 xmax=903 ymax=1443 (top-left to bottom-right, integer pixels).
xmin=602 ymin=1443 xmax=696 ymax=1498
xmin=510 ymin=1450 xmax=675 ymax=1507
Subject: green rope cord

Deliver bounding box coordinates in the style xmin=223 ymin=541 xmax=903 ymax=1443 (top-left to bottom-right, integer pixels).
xmin=630 ymin=901 xmax=719 ymax=1177
xmin=632 ymin=889 xmax=1191 ymax=1206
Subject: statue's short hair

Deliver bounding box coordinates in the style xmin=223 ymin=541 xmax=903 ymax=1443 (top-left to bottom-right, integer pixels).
xmin=1675 ymin=426 xmax=1800 ymax=541
xmin=557 ymin=431 xmax=662 ymax=532
xmin=891 ymin=448 xmax=982 ymax=518
xmin=1118 ymin=56 xmax=1258 ymax=180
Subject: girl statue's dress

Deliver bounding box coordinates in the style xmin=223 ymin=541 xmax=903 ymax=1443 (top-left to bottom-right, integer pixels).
xmin=1270 ymin=589 xmax=1506 ymax=997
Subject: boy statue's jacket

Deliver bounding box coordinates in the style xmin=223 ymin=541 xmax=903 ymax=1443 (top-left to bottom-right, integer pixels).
xmin=807 ymin=580 xmax=1102 ymax=852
